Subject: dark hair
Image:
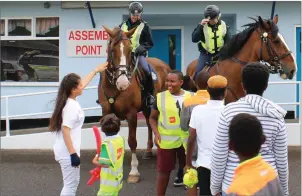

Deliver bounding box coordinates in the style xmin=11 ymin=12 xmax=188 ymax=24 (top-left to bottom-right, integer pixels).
xmin=100 ymin=113 xmax=121 ymax=136
xmin=242 ymin=62 xmax=270 ymax=95
xmin=49 ymin=73 xmax=81 ymax=132
xmin=169 ymin=70 xmax=184 ymax=81
xmin=195 ymin=72 xmax=210 ymax=90
xmin=207 ymin=87 xmax=226 ymax=100
xmin=229 ymin=113 xmax=264 ymax=157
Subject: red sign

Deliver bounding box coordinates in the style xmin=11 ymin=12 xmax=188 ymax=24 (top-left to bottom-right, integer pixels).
xmin=169 ymin=116 xmax=176 ymax=123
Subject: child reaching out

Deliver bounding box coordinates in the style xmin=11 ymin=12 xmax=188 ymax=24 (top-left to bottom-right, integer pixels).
xmin=92 ymin=114 xmax=125 ymax=196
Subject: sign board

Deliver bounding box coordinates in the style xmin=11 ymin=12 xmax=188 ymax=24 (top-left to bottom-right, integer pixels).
xmin=67 ymin=29 xmax=110 ymax=57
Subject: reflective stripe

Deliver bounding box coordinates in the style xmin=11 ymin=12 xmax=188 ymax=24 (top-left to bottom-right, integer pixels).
xmin=183 ymin=137 xmax=188 ymax=144
xmin=132 ymin=23 xmax=145 ymax=51
xmin=104 ymin=141 xmax=116 ymax=165
xmin=102 ymin=167 xmax=123 ymax=177
xmin=121 ymin=22 xmax=145 ymax=52
xmin=101 ymin=178 xmax=123 ymax=187
xmin=161 ymin=135 xmax=181 ymax=141
xmin=203 ymin=24 xmax=211 ymax=52
xmin=200 ymin=21 xmax=227 ymax=54
xmin=160 ymin=91 xmax=181 ymax=130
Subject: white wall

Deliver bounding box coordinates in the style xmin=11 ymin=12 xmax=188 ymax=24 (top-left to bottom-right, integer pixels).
xmin=0 ymin=1 xmax=300 ymax=120
xmin=1 ymin=123 xmax=300 ymax=149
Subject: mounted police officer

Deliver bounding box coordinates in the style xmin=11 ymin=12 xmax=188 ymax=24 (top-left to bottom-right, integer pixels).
xmin=192 ymin=5 xmax=231 ymax=80
xmin=119 ymin=1 xmax=156 ymax=106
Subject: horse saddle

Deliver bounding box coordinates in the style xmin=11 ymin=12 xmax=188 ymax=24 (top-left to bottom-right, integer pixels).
xmin=201 ymin=55 xmax=219 ymax=73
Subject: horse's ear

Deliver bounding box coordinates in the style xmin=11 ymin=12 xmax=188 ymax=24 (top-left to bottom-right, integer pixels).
xmin=258 ymin=16 xmax=265 ymax=28
xmin=125 ymin=26 xmax=137 ymax=38
xmin=103 ymin=25 xmax=114 ymax=37
xmin=273 ymin=14 xmax=279 ymax=24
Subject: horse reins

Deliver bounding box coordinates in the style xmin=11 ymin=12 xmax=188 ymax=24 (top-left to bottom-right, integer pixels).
xmin=228 ymin=26 xmax=292 ymax=101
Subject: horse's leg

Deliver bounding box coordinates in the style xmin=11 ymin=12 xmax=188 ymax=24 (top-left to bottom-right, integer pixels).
xmin=142 ymin=108 xmax=153 ymax=160
xmin=126 ymin=111 xmax=140 ymax=183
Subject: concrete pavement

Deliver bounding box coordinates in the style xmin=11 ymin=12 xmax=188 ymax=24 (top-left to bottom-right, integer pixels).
xmin=0 ymin=148 xmax=301 ymax=196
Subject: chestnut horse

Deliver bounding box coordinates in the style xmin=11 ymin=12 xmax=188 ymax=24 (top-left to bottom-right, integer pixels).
xmin=98 ymin=26 xmax=171 ymax=183
xmin=183 ymin=15 xmax=297 ymax=104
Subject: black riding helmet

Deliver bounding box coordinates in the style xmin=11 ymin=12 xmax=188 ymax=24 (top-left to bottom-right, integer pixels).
xmin=129 ymin=2 xmax=143 ymax=16
xmin=204 ymin=5 xmax=220 ymax=20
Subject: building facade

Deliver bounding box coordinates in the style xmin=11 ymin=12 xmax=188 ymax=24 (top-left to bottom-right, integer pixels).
xmin=0 ymin=1 xmax=301 ymax=121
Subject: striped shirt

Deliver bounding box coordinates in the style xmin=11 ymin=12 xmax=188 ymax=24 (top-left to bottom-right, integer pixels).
xmin=210 ymin=94 xmax=288 ymax=196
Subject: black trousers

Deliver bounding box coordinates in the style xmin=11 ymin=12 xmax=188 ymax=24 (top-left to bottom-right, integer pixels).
xmin=197 ymin=166 xmax=211 ymax=196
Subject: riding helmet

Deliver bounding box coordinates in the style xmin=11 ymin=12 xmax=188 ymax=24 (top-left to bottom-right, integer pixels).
xmin=204 ymin=5 xmax=220 ymax=20
xmin=129 ymin=2 xmax=143 ymax=16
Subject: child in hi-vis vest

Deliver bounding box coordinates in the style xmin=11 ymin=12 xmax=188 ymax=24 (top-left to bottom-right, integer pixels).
xmin=92 ymin=114 xmax=125 ymax=196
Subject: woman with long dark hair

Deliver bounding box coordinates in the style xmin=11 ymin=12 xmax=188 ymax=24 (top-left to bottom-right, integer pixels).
xmin=49 ymin=62 xmax=108 ymax=196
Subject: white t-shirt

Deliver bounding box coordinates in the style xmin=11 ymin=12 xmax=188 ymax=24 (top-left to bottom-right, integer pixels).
xmin=172 ymin=94 xmax=186 ymax=110
xmin=53 ymin=98 xmax=85 ymax=160
xmin=189 ymin=100 xmax=225 ymax=170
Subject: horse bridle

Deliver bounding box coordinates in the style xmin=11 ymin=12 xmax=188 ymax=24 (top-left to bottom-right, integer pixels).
xmin=105 ymin=36 xmax=133 ymax=86
xmin=232 ymin=27 xmax=292 ymax=74
xmin=257 ymin=29 xmax=292 ymax=74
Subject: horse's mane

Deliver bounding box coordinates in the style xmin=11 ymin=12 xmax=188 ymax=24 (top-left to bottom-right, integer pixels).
xmin=219 ymin=16 xmax=279 ymax=61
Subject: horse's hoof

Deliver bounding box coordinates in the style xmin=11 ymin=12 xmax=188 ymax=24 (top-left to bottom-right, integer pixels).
xmin=127 ymin=175 xmax=140 ymax=183
xmin=142 ymin=151 xmax=153 ymax=160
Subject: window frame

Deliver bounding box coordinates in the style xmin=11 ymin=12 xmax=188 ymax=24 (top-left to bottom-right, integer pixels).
xmin=1 ymin=16 xmax=60 ymax=87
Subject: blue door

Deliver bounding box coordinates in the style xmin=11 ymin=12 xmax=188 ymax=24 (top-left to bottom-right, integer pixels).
xmin=148 ymin=29 xmax=181 ymax=71
xmin=296 ymin=27 xmax=301 ymax=117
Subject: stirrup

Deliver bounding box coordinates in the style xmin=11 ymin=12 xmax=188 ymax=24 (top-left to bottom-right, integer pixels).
xmin=146 ymin=94 xmax=155 ymax=106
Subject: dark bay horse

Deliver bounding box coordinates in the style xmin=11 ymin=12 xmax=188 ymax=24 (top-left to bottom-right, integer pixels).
xmin=98 ymin=26 xmax=171 ymax=183
xmin=183 ymin=15 xmax=297 ymax=104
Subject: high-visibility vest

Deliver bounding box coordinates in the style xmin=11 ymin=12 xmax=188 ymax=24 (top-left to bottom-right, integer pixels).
xmin=200 ymin=20 xmax=227 ymax=54
xmin=121 ymin=21 xmax=145 ymax=53
xmin=157 ymin=90 xmax=194 ymax=149
xmin=98 ymin=135 xmax=125 ymax=196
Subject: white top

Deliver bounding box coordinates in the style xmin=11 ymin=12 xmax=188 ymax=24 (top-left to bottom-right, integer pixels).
xmin=189 ymin=100 xmax=225 ymax=170
xmin=53 ymin=98 xmax=85 ymax=159
xmin=172 ymin=94 xmax=186 ymax=110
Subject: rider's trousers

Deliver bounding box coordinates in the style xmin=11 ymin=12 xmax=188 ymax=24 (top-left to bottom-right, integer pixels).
xmin=193 ymin=51 xmax=211 ymax=80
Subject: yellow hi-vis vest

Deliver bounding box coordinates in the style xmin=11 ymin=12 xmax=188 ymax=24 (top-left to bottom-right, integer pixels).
xmin=98 ymin=135 xmax=125 ymax=196
xmin=200 ymin=20 xmax=227 ymax=54
xmin=157 ymin=90 xmax=194 ymax=149
xmin=121 ymin=21 xmax=145 ymax=53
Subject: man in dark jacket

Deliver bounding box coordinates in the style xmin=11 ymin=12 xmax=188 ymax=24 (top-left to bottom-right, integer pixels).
xmin=192 ymin=5 xmax=231 ymax=80
xmin=120 ymin=1 xmax=156 ymax=106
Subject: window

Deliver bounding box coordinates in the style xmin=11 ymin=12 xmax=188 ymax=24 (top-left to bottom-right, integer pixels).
xmin=1 ymin=19 xmax=4 ymax=36
xmin=1 ymin=17 xmax=59 ymax=83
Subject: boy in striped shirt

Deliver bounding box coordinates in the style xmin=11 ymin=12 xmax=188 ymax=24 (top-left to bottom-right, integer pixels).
xmin=226 ymin=113 xmax=283 ymax=196
xmin=210 ymin=62 xmax=288 ymax=196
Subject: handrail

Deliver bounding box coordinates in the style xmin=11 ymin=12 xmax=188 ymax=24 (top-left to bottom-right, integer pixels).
xmin=1 ymin=82 xmax=301 ymax=137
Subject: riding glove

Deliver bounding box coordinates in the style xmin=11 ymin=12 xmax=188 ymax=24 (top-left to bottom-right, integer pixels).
xmin=70 ymin=153 xmax=81 ymax=167
xmin=135 ymin=45 xmax=146 ymax=55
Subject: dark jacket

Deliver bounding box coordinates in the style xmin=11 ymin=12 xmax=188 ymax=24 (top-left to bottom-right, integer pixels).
xmin=192 ymin=20 xmax=231 ymax=55
xmin=119 ymin=18 xmax=154 ymax=54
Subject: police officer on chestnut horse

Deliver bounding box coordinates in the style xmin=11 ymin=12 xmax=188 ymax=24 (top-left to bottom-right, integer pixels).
xmin=192 ymin=5 xmax=232 ymax=80
xmin=119 ymin=1 xmax=157 ymax=107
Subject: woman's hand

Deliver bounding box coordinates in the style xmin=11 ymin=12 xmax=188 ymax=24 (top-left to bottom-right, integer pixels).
xmin=95 ymin=62 xmax=108 ymax=73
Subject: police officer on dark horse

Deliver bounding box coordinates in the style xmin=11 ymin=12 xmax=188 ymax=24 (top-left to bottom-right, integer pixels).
xmin=119 ymin=1 xmax=157 ymax=107
xmin=192 ymin=5 xmax=232 ymax=80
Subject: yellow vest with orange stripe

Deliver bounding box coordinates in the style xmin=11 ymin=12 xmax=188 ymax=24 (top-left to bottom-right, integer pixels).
xmin=226 ymin=155 xmax=283 ymax=196
xmin=157 ymin=90 xmax=194 ymax=149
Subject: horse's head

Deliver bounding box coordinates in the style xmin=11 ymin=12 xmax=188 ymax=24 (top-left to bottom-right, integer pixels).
xmin=251 ymin=15 xmax=297 ymax=79
xmin=103 ymin=25 xmax=136 ymax=90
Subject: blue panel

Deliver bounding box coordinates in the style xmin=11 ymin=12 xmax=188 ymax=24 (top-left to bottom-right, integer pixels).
xmin=148 ymin=29 xmax=181 ymax=71
xmin=296 ymin=27 xmax=301 ymax=117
